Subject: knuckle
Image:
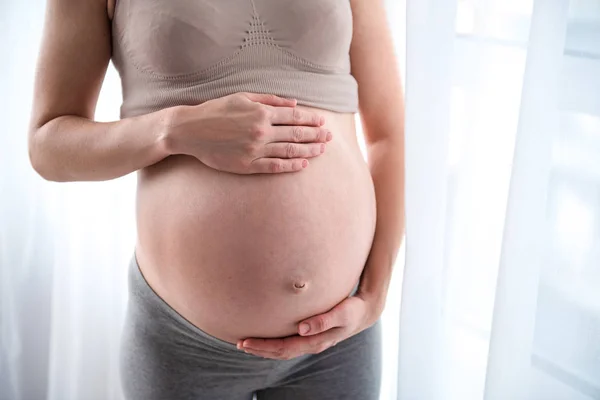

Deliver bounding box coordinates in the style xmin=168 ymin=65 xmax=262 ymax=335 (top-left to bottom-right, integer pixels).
xmin=285 ymin=143 xmax=297 ymax=158
xmin=241 ymin=158 xmax=253 ymax=169
xmin=292 ymin=126 xmax=304 ymax=142
xmin=312 ymin=128 xmax=322 ymax=142
xmin=251 ymin=124 xmax=267 ymax=140
xmin=254 ymin=105 xmax=270 ymax=122
xmin=317 ymin=317 xmax=329 ymax=331
xmin=313 ymin=144 xmax=322 ymax=156
xmin=292 ymin=107 xmax=302 ymax=123
xmin=261 ymin=106 xmax=272 ymax=121
xmin=269 ymin=160 xmax=282 ymax=173
xmin=232 ymin=92 xmax=249 ymax=105
xmin=320 ymin=128 xmax=329 ymax=141
xmin=236 ymin=157 xmax=253 ymax=172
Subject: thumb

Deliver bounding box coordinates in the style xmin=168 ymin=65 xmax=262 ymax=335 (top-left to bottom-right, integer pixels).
xmin=298 ymin=307 xmax=344 ymax=336
xmin=245 ymin=92 xmax=297 ymax=107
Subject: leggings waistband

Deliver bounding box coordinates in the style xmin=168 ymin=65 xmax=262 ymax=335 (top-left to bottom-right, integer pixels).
xmin=127 ymin=252 xmax=241 ymax=353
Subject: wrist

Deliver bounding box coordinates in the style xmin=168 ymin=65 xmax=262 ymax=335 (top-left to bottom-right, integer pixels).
xmin=356 ymin=254 xmax=395 ymax=315
xmin=160 ymin=104 xmax=194 ymax=156
xmin=357 ymin=287 xmax=387 ymax=317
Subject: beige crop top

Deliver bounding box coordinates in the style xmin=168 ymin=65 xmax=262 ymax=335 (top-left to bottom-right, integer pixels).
xmin=110 ymin=0 xmax=359 ymax=118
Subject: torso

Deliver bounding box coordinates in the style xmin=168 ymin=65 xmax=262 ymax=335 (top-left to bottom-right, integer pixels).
xmin=108 ymin=0 xmax=374 ymax=344
xmin=135 ymin=106 xmax=376 ymax=343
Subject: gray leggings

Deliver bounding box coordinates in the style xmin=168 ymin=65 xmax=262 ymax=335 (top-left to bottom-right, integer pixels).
xmin=119 ymin=254 xmax=382 ymax=400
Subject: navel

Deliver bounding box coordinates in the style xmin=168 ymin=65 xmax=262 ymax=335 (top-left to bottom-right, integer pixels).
xmin=292 ymin=281 xmax=308 ymax=292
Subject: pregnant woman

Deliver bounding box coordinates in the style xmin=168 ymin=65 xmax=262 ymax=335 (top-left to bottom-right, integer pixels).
xmin=28 ymin=0 xmax=405 ymax=398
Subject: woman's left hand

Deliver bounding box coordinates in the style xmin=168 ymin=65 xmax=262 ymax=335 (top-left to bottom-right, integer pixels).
xmin=236 ymin=292 xmax=383 ymax=360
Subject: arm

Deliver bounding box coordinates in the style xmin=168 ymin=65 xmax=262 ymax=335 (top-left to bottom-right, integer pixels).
xmin=29 ymin=0 xmax=329 ymax=182
xmin=28 ymin=0 xmax=172 ymax=182
xmin=352 ymin=0 xmax=405 ymax=312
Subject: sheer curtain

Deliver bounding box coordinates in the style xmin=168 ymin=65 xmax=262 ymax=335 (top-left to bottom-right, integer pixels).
xmin=2 ymin=0 xmax=599 ymax=400
xmin=2 ymin=2 xmax=135 ymax=399
xmin=400 ymin=0 xmax=600 ymax=399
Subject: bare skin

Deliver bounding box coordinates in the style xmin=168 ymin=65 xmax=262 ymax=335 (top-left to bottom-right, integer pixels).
xmin=29 ymin=0 xmax=404 ymax=355
xmin=134 ymin=107 xmax=376 ymax=342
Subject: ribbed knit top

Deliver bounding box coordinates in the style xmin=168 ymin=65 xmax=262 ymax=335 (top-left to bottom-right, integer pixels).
xmin=110 ymin=0 xmax=359 ymax=118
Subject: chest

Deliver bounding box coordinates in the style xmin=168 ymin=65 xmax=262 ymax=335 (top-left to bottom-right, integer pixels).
xmin=113 ymin=0 xmax=354 ymax=77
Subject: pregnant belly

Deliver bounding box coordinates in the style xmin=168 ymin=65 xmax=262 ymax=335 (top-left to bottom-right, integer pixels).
xmin=134 ymin=109 xmax=376 ymax=344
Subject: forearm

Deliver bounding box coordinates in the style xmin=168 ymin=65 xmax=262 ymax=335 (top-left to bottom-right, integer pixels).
xmin=28 ymin=108 xmax=173 ymax=182
xmin=358 ymin=136 xmax=405 ymax=309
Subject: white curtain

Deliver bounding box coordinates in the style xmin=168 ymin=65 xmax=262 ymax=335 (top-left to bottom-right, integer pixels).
xmin=399 ymin=0 xmax=600 ymax=399
xmin=2 ymin=0 xmax=599 ymax=400
xmin=2 ymin=2 xmax=135 ymax=399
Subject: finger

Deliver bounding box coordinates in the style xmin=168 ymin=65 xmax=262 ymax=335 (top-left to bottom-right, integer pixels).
xmin=243 ymin=329 xmax=344 ymax=356
xmin=269 ymin=107 xmax=325 ymax=126
xmin=245 ymin=93 xmax=297 ymax=107
xmin=298 ymin=302 xmax=350 ymax=336
xmin=249 ymin=158 xmax=308 ymax=174
xmin=242 ymin=337 xmax=287 ymax=354
xmin=263 ymin=143 xmax=325 ymax=159
xmin=270 ymin=126 xmax=332 ymax=144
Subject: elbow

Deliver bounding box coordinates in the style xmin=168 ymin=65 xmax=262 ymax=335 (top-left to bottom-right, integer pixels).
xmin=28 ymin=129 xmax=69 ymax=182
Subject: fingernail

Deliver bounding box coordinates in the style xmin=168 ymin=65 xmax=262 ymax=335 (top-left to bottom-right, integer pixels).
xmin=326 ymin=131 xmax=332 ymax=141
xmin=300 ymin=323 xmax=310 ymax=335
xmin=320 ymin=144 xmax=325 ymax=153
xmin=302 ymin=159 xmax=308 ymax=168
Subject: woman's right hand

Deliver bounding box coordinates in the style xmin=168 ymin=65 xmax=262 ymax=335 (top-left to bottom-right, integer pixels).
xmin=164 ymin=92 xmax=333 ymax=174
